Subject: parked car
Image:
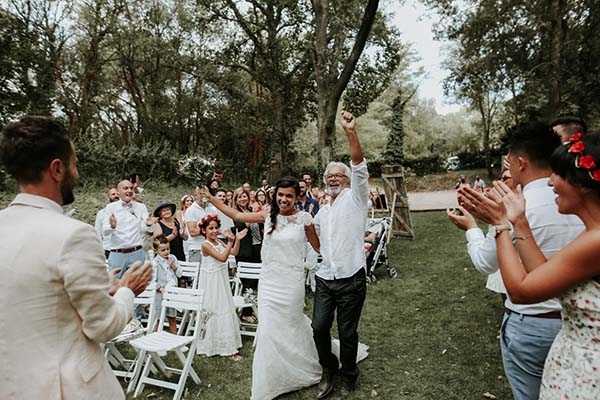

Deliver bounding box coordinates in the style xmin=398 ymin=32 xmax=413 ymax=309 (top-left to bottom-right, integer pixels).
xmin=444 ymin=156 xmax=460 ymax=171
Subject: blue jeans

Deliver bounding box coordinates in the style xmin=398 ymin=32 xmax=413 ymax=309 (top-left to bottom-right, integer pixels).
xmin=500 ymin=311 xmax=561 ymax=400
xmin=107 ymin=249 xmax=146 ymax=319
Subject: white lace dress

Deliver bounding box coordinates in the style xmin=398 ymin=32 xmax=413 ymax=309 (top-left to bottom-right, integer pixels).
xmin=196 ymin=241 xmax=242 ymax=356
xmin=251 ymin=212 xmax=321 ymax=399
xmin=251 ymin=212 xmax=368 ymax=400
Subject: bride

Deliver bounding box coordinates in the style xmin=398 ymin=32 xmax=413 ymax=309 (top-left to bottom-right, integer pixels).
xmin=204 ymin=177 xmax=364 ymax=399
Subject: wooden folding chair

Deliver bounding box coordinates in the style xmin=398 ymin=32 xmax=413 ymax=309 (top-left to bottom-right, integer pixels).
xmin=130 ymin=286 xmax=208 ymax=400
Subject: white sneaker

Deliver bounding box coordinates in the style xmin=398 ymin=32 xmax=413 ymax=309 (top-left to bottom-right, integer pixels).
xmin=180 ymin=346 xmax=189 ymax=352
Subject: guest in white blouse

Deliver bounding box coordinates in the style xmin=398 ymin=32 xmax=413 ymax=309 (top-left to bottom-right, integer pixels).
xmin=447 ymin=169 xmax=516 ymax=300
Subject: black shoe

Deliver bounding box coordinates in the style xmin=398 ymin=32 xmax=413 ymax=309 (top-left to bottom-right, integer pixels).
xmin=317 ymin=370 xmax=336 ymax=399
xmin=341 ymin=378 xmax=356 ymax=392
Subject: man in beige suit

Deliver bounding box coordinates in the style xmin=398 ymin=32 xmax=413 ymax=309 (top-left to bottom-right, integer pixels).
xmin=0 ymin=116 xmax=152 ymax=399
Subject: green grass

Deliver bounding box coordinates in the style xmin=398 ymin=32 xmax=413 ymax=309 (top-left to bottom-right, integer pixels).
xmin=0 ymin=185 xmax=513 ymax=399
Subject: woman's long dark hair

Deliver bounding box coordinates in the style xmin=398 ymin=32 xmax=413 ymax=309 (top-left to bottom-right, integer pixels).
xmin=268 ymin=176 xmax=300 ymax=235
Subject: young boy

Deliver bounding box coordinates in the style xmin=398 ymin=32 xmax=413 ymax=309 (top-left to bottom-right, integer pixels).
xmin=151 ymin=235 xmax=182 ymax=334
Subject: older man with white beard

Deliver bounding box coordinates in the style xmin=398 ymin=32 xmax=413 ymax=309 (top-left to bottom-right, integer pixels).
xmin=312 ymin=111 xmax=369 ymax=399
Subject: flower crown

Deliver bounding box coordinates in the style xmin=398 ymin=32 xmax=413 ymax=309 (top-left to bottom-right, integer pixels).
xmin=199 ymin=214 xmax=221 ymax=227
xmin=566 ymin=133 xmax=600 ymax=182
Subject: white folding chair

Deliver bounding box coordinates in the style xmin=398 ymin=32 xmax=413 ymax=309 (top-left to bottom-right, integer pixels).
xmin=176 ymin=261 xmax=201 ymax=335
xmin=178 ymin=261 xmax=200 ymax=289
xmin=232 ymin=261 xmax=261 ymax=342
xmin=130 ymin=286 xmax=208 ymax=400
xmin=103 ymin=283 xmax=158 ymax=392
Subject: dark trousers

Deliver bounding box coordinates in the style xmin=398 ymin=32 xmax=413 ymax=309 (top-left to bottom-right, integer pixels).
xmin=312 ymin=268 xmax=367 ymax=382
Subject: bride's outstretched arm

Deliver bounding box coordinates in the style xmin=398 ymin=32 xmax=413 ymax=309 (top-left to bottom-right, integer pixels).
xmin=305 ymin=224 xmax=320 ymax=254
xmin=202 ymin=186 xmax=266 ymax=224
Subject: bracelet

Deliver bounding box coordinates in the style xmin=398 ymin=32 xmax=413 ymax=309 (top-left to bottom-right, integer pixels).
xmin=513 ymin=235 xmax=532 ymax=241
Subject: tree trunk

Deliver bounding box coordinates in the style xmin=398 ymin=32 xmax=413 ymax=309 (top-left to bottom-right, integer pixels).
xmin=312 ymin=0 xmax=379 ymax=171
xmin=547 ymin=0 xmax=565 ymax=120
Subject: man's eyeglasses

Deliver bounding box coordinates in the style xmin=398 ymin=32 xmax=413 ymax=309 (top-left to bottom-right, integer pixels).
xmin=326 ymin=173 xmax=348 ymax=180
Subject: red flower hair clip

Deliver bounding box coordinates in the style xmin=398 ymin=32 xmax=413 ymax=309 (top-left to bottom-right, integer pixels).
xmin=568 ymin=140 xmax=585 ymax=154
xmin=199 ymin=214 xmax=220 ymax=227
xmin=569 ymin=132 xmax=583 ymax=142
xmin=567 ymin=134 xmax=600 ymax=182
xmin=577 ymin=155 xmax=597 ymax=170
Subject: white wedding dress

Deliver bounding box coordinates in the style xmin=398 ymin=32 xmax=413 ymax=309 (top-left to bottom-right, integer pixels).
xmin=251 ymin=211 xmax=368 ymax=400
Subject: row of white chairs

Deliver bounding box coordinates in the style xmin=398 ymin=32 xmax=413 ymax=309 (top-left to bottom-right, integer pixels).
xmin=104 ymin=258 xmax=262 ymax=399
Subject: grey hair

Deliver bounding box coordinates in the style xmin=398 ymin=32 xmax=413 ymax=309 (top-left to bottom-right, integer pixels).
xmin=322 ymin=161 xmax=351 ymax=184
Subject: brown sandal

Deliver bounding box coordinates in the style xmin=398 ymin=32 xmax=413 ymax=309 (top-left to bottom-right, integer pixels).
xmin=241 ymin=315 xmax=257 ymax=324
xmin=227 ymin=354 xmax=243 ymax=362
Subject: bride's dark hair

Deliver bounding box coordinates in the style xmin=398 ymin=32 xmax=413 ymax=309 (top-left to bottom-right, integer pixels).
xmin=268 ymin=176 xmax=300 ymax=235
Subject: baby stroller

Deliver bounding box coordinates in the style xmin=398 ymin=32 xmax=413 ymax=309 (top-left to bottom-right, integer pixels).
xmin=364 ymin=217 xmax=397 ymax=283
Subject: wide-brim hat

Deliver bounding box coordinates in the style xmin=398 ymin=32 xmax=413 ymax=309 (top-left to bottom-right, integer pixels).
xmin=153 ymin=200 xmax=176 ymax=217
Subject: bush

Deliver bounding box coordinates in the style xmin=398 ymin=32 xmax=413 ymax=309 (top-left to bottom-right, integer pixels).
xmin=75 ymin=137 xmax=192 ymax=186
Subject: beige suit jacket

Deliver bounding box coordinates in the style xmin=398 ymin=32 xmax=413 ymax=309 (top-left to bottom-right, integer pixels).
xmin=0 ymin=194 xmax=135 ymax=399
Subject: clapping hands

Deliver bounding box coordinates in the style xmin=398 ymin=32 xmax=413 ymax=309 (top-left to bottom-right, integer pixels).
xmin=457 ymin=180 xmax=526 ymax=226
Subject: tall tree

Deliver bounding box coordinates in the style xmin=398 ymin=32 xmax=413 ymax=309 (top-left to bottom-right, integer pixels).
xmin=203 ymin=0 xmax=313 ymax=177
xmin=311 ymin=0 xmax=378 ymax=169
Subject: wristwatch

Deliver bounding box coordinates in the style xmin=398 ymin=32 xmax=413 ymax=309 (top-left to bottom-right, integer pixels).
xmin=494 ymin=224 xmax=511 ymax=238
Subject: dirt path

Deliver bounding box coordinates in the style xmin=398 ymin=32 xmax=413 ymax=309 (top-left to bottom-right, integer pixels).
xmin=407 ymin=190 xmax=458 ymax=211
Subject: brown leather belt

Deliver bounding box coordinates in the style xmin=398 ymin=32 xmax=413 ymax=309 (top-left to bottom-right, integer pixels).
xmin=505 ymin=308 xmax=561 ymax=319
xmin=110 ymin=245 xmax=143 ymax=254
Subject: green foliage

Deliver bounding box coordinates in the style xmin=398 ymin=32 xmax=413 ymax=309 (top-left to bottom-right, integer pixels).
xmin=383 ymin=93 xmax=406 ymax=164
xmin=426 ymin=0 xmax=600 ymax=125
xmin=75 ymin=136 xmax=187 ymax=187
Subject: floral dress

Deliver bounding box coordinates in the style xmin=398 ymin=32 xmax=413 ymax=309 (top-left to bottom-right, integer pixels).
xmin=540 ymin=279 xmax=600 ymax=399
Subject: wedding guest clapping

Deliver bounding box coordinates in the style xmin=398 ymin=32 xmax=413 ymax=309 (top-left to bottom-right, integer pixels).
xmin=459 ymin=132 xmax=600 ymax=399
xmin=153 ymin=201 xmax=188 ymax=262
xmin=457 ymin=122 xmax=583 ymax=400
xmin=0 ymin=116 xmax=152 ymax=399
xmin=196 ymin=215 xmax=246 ymax=361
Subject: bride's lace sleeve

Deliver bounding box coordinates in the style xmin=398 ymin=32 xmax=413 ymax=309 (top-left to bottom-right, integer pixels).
xmin=300 ymin=211 xmax=313 ymax=226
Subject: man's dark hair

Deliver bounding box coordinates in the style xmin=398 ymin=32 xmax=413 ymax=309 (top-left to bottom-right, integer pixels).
xmin=128 ymin=173 xmax=140 ymax=183
xmin=504 ymin=122 xmax=561 ymax=169
xmin=0 ymin=116 xmax=72 ymax=183
xmin=550 ymin=115 xmax=587 ymax=135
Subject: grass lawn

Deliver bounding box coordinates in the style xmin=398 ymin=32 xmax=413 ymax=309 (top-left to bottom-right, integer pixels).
xmin=0 ymin=184 xmax=513 ymax=399
xmin=121 ymin=211 xmax=512 ymax=399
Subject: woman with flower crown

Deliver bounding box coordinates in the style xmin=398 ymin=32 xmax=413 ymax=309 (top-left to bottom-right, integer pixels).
xmin=461 ymin=132 xmax=600 ymax=399
xmin=196 ymin=214 xmax=247 ymax=361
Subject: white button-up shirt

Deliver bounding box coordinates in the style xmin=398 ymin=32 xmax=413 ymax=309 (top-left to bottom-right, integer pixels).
xmin=102 ymin=200 xmax=151 ymax=250
xmin=465 ymin=177 xmax=584 ymax=314
xmin=315 ymin=160 xmax=369 ymax=279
